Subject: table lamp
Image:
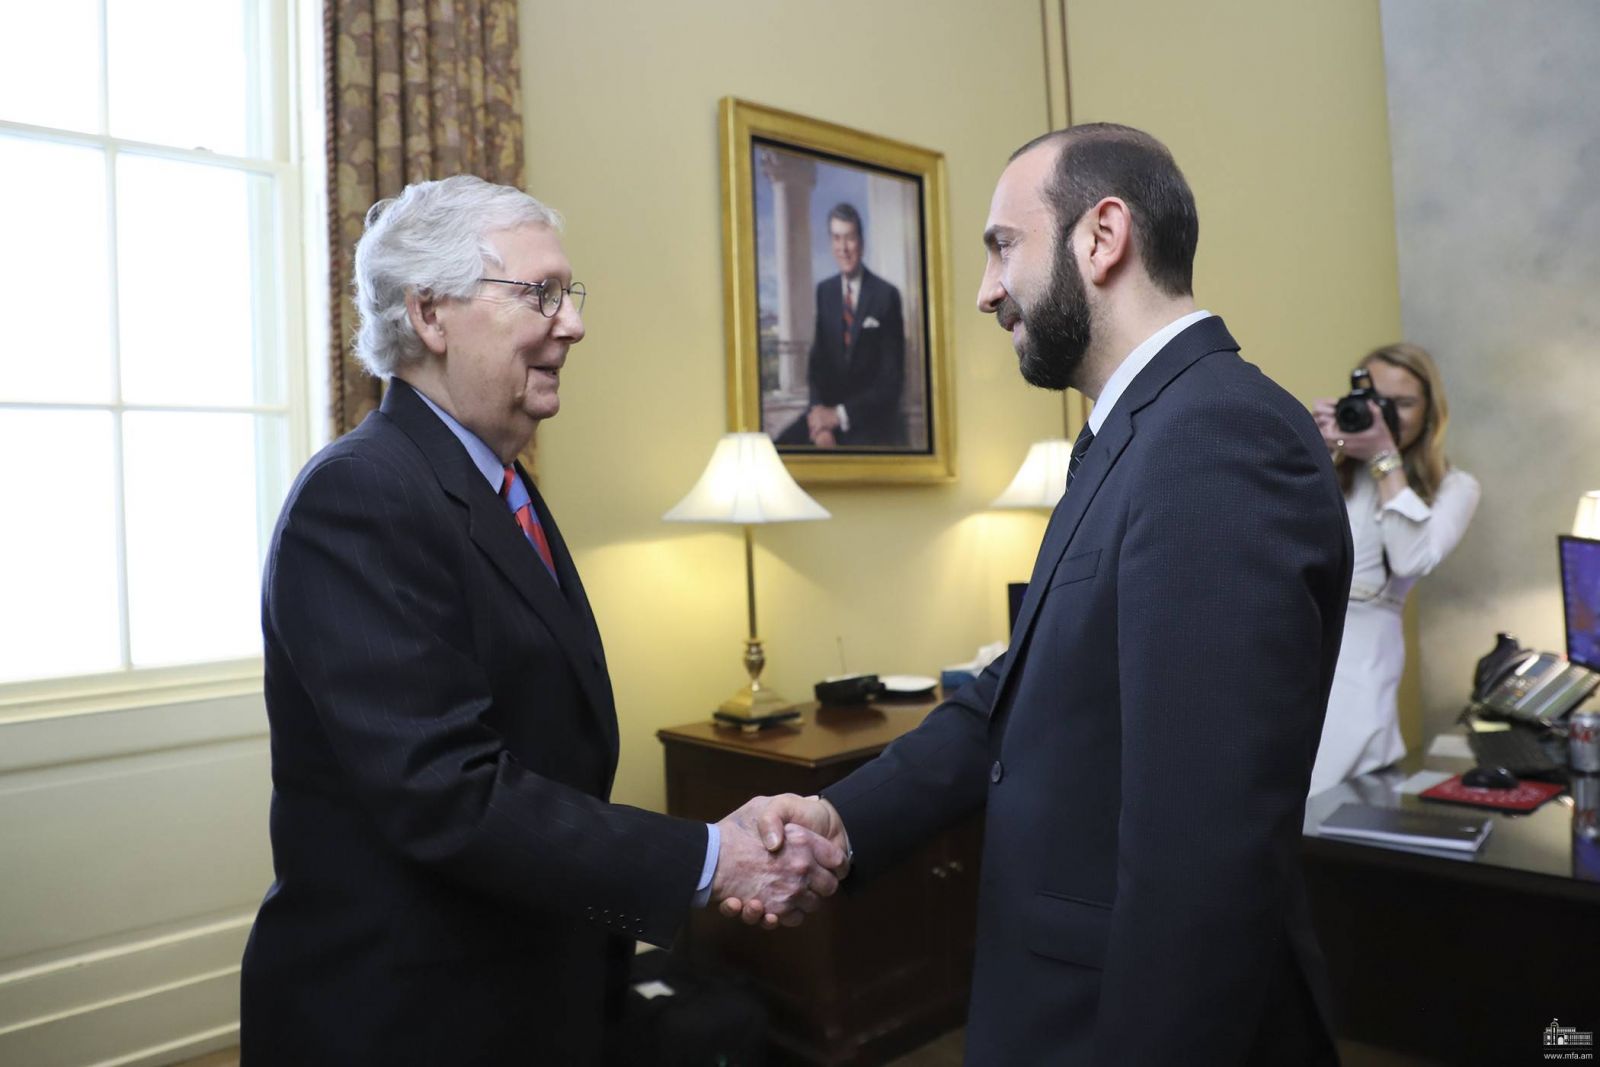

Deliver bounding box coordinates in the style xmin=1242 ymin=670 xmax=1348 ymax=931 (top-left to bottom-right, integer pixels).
xmin=990 ymin=438 xmax=1073 ymax=508
xmin=991 ymin=392 xmax=1086 ymax=510
xmin=1574 ymin=491 xmax=1600 ymax=538
xmin=664 ymin=432 xmax=830 ymax=718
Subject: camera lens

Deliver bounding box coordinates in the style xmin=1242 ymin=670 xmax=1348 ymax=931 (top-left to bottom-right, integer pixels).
xmin=1335 ymin=395 xmax=1374 ymax=432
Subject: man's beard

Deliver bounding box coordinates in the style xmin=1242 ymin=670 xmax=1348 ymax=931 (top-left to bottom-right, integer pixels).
xmin=1006 ymin=241 xmax=1092 ymax=390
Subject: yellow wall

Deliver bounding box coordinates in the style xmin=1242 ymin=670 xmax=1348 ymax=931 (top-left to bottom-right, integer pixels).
xmin=519 ymin=0 xmax=1407 ymax=812
xmin=1064 ymin=0 xmax=1415 ymax=743
xmin=1066 ymin=0 xmax=1402 ymax=398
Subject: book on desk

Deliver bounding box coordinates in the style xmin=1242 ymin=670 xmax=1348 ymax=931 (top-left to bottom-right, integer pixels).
xmin=1317 ymin=801 xmax=1492 ymax=853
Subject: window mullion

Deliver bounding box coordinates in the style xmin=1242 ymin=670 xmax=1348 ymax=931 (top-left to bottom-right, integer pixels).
xmin=95 ymin=0 xmax=109 ymax=137
xmin=103 ymin=137 xmax=132 ymax=672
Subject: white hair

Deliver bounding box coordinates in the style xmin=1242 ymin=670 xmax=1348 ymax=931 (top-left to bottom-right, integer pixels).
xmin=352 ymin=175 xmax=562 ymax=378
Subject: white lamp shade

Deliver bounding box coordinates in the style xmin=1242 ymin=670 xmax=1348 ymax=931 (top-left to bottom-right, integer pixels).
xmin=664 ymin=432 xmax=831 ymax=524
xmin=991 ymin=438 xmax=1074 ymax=509
xmin=1575 ymin=491 xmax=1600 ymax=538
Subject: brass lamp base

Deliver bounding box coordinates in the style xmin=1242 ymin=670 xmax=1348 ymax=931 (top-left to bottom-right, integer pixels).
xmin=716 ymin=636 xmax=793 ymax=719
xmin=718 ymin=682 xmax=793 ymax=717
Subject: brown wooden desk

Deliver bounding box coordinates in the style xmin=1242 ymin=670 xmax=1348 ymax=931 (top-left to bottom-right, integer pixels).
xmin=1302 ymin=751 xmax=1600 ymax=1064
xmin=658 ymin=698 xmax=981 ymax=1067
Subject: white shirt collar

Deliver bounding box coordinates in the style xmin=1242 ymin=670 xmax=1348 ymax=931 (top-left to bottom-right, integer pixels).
xmin=1087 ymin=310 xmax=1213 ymax=433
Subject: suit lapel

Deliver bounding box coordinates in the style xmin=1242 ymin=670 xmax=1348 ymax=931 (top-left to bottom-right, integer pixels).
xmin=381 ymin=381 xmax=618 ymax=751
xmin=991 ymin=316 xmax=1241 ymax=715
xmin=521 ymin=470 xmax=621 ymax=763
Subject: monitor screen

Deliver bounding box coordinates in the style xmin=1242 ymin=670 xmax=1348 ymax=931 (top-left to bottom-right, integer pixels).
xmin=1559 ymin=535 xmax=1600 ymax=672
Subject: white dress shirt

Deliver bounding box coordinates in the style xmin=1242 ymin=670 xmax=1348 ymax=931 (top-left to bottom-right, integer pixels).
xmin=1088 ymin=309 xmax=1213 ymax=432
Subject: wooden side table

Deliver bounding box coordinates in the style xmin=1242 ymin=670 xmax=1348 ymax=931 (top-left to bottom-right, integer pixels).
xmin=658 ymin=698 xmax=982 ymax=1067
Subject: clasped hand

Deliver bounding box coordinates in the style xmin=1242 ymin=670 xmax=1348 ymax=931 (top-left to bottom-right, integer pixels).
xmin=711 ymin=794 xmax=851 ymax=929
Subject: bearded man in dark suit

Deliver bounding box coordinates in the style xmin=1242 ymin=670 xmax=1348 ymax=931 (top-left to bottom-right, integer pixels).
xmin=733 ymin=126 xmax=1353 ymax=1066
xmin=239 ymin=176 xmax=843 ymax=1066
xmin=777 ymin=202 xmax=906 ymax=448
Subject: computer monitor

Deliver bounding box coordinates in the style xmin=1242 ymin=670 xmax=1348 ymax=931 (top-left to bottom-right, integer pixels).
xmin=1558 ymin=534 xmax=1600 ymax=672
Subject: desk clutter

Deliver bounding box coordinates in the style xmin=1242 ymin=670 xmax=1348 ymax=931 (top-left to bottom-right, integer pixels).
xmin=1317 ymin=801 xmax=1492 ymax=853
xmin=1463 ymin=718 xmax=1565 ymax=778
xmin=813 ymin=672 xmax=939 ymax=706
xmin=1419 ymin=773 xmax=1566 ymax=814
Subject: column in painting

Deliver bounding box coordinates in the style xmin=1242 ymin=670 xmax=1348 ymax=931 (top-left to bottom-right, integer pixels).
xmin=758 ymin=149 xmax=817 ymax=400
xmin=867 ymin=172 xmax=926 ymax=450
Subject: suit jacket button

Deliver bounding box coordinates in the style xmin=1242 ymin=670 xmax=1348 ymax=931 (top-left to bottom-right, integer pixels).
xmin=990 ymin=760 xmax=1004 ymax=784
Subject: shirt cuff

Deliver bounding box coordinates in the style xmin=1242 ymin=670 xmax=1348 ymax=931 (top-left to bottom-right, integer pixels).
xmin=835 ymin=405 xmax=850 ymax=434
xmin=692 ymin=822 xmax=720 ymax=908
xmin=1379 ymin=486 xmax=1431 ymax=523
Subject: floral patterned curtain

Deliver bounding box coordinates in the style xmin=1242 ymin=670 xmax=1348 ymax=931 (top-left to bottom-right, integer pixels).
xmin=325 ymin=0 xmax=526 ymax=437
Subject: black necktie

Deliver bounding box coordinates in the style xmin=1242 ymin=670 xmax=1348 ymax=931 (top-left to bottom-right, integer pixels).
xmin=1066 ymin=423 xmax=1095 ymax=492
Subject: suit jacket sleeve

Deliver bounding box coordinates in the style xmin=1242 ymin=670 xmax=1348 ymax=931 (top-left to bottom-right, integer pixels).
xmin=1090 ymin=387 xmax=1347 ymax=1062
xmin=806 ymin=280 xmax=834 ymax=407
xmin=264 ymin=452 xmax=705 ymax=946
xmin=821 ymin=653 xmax=999 ymax=879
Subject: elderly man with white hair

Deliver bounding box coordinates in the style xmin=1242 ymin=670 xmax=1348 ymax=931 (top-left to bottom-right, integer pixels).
xmin=239 ymin=176 xmax=843 ymax=1066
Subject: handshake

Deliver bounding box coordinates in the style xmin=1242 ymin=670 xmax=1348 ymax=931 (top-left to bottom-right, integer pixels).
xmin=709 ymin=793 xmax=851 ymax=929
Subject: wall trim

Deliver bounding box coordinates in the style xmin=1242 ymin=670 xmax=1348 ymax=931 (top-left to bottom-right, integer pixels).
xmin=91 ymin=1023 xmax=239 ymax=1067
xmin=0 ymin=692 xmax=267 ymax=776
xmin=0 ymin=916 xmax=253 ymax=993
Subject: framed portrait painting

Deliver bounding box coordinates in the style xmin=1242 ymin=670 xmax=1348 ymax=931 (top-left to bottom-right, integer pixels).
xmin=719 ymin=97 xmax=955 ymax=483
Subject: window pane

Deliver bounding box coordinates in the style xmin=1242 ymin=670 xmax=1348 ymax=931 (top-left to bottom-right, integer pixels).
xmin=117 ymin=154 xmax=281 ymax=406
xmin=106 ymin=0 xmax=253 ymax=155
xmin=123 ymin=412 xmax=289 ymax=667
xmin=0 ymin=136 xmax=115 ymax=403
xmin=0 ymin=410 xmax=122 ymax=683
xmin=0 ymin=0 xmax=101 ymax=134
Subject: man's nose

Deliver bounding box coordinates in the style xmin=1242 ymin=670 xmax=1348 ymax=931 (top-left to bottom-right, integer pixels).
xmin=976 ymin=266 xmax=1004 ymax=314
xmin=555 ymin=298 xmax=585 ymax=342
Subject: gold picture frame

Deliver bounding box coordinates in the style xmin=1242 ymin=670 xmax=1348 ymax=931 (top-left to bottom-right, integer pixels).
xmin=719 ymin=97 xmax=955 ymax=484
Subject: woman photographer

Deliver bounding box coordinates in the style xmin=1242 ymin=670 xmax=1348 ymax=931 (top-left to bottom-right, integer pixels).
xmin=1309 ymin=342 xmax=1480 ymax=794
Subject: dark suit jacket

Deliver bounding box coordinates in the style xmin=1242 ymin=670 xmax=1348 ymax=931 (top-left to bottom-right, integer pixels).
xmin=824 ymin=318 xmax=1352 ymax=1066
xmin=240 ymin=379 xmax=705 ymax=1066
xmin=807 ymin=267 xmax=906 ymax=446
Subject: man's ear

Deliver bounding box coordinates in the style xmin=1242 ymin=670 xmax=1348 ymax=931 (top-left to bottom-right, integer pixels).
xmin=1083 ymin=196 xmax=1133 ymax=285
xmin=405 ymin=288 xmax=449 ymax=356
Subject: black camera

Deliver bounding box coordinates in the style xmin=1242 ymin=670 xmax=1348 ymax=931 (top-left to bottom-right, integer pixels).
xmin=1334 ymin=367 xmax=1401 ymax=443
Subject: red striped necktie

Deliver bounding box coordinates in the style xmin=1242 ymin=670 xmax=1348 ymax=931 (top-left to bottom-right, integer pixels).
xmin=500 ymin=466 xmax=558 ymax=582
xmin=842 ymin=277 xmax=855 ymax=337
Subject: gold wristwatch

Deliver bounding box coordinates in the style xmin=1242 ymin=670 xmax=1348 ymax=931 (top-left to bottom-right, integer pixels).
xmin=1369 ymin=450 xmax=1403 ymax=480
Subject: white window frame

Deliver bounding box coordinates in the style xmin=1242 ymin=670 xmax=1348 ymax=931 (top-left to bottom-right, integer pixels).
xmin=0 ymin=0 xmax=325 ymax=723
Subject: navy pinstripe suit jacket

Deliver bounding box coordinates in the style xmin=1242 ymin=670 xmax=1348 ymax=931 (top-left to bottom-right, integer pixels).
xmin=241 ymin=378 xmax=704 ymax=1066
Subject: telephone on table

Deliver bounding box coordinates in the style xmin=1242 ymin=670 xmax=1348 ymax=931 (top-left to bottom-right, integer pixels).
xmin=1461 ymin=633 xmax=1599 ymax=779
xmin=1471 ymin=632 xmax=1599 ymax=728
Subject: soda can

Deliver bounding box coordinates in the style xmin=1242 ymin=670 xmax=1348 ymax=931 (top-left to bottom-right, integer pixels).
xmin=1570 ymin=710 xmax=1600 ymax=774
xmin=1573 ymin=773 xmax=1600 ymax=844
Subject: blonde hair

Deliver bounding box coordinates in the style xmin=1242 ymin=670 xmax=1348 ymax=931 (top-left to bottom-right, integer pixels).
xmin=1336 ymin=342 xmax=1452 ymax=503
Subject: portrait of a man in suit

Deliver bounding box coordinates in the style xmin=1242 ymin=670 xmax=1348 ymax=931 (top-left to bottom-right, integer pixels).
xmin=774 ymin=202 xmax=907 ymax=448
xmin=752 ymin=142 xmax=932 ymax=456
